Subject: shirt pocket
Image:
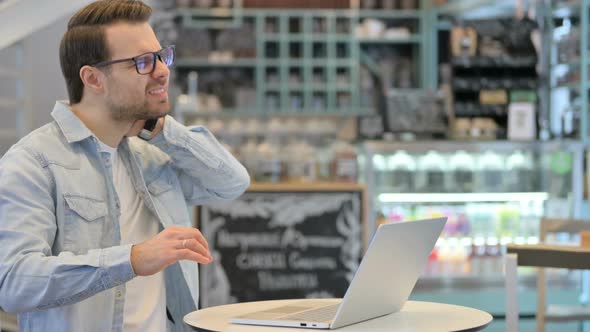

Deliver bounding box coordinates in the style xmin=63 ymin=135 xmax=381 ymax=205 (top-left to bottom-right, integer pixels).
xmin=63 ymin=194 xmax=108 ymax=254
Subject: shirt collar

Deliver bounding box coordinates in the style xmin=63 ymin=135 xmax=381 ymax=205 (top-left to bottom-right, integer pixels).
xmin=97 ymin=139 xmax=118 ymax=155
xmin=51 ymin=100 xmax=95 ymax=144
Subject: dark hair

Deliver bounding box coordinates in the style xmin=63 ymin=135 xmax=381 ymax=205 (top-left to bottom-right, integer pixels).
xmin=59 ymin=0 xmax=152 ymax=104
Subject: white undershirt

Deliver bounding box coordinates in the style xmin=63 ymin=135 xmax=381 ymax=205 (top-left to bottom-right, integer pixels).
xmin=99 ymin=141 xmax=167 ymax=332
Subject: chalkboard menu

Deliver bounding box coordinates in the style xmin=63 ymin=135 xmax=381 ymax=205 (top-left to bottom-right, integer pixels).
xmin=197 ymin=183 xmax=366 ymax=308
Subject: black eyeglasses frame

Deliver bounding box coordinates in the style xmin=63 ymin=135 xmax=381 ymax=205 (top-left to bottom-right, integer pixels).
xmin=91 ymin=45 xmax=175 ymax=75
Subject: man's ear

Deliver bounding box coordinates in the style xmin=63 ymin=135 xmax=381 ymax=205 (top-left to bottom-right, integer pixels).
xmin=79 ymin=65 xmax=105 ymax=94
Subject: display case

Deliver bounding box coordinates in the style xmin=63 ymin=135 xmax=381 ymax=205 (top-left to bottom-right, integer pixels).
xmin=360 ymin=140 xmax=585 ymax=328
xmin=546 ymin=0 xmax=590 ymax=141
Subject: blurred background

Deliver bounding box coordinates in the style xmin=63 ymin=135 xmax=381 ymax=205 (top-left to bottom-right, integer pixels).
xmin=1 ymin=0 xmax=590 ymax=331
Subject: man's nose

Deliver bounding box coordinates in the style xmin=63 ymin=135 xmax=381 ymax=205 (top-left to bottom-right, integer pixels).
xmin=152 ymin=56 xmax=170 ymax=79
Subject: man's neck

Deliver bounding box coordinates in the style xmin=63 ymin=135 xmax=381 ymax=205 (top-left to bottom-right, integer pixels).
xmin=71 ymin=102 xmax=132 ymax=148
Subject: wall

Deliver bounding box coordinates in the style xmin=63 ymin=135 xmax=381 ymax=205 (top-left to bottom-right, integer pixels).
xmin=0 ymin=17 xmax=69 ymax=154
xmin=27 ymin=18 xmax=69 ymax=130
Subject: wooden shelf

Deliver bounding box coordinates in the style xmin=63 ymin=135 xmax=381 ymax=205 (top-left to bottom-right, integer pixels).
xmin=249 ymin=182 xmax=365 ymax=192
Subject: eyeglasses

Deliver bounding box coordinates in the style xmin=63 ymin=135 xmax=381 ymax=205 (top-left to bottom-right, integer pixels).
xmin=92 ymin=45 xmax=175 ymax=75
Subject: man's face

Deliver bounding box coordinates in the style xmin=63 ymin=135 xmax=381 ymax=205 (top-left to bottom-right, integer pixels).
xmin=102 ymin=22 xmax=170 ymax=121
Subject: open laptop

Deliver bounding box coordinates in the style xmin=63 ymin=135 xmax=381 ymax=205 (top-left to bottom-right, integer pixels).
xmin=230 ymin=217 xmax=447 ymax=329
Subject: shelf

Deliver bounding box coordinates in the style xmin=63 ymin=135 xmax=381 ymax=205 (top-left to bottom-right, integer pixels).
xmin=454 ymin=104 xmax=507 ymax=117
xmin=357 ymin=9 xmax=422 ymax=19
xmin=377 ymin=192 xmax=549 ymax=203
xmin=263 ymin=84 xmax=352 ymax=91
xmin=436 ymin=0 xmax=516 ymax=19
xmin=364 ymin=140 xmax=584 ymax=154
xmin=175 ymin=8 xmax=424 ymax=17
xmin=177 ymin=109 xmax=245 ymax=116
xmin=276 ymin=59 xmax=353 ymax=66
xmin=249 ymin=182 xmax=365 ymax=192
xmin=263 ymin=35 xmax=352 ymax=42
xmin=453 ymin=79 xmax=538 ymax=92
xmin=175 ymin=8 xmax=239 ymax=18
xmin=358 ymin=35 xmax=421 ymax=44
xmin=451 ymin=56 xmax=537 ymax=68
xmin=172 ymin=7 xmax=427 ymax=117
xmin=178 ymin=109 xmax=367 ymax=117
xmin=176 ymin=58 xmax=257 ymax=68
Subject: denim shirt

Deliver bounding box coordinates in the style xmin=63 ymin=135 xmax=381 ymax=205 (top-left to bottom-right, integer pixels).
xmin=0 ymin=101 xmax=250 ymax=332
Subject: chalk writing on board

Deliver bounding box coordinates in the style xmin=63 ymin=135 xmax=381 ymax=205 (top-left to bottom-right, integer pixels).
xmin=198 ymin=191 xmax=363 ymax=308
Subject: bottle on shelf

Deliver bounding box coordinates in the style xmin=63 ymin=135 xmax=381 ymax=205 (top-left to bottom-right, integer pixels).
xmin=373 ymin=154 xmax=390 ymax=188
xmin=255 ymin=119 xmax=283 ymax=183
xmin=497 ymin=205 xmax=520 ymax=238
xmin=331 ymin=141 xmax=358 ymax=183
xmin=315 ymin=120 xmax=337 ymax=182
xmin=388 ymin=150 xmax=416 ymax=193
xmin=561 ymin=102 xmax=580 ymax=139
xmin=175 ymin=71 xmax=199 ymax=115
xmin=505 ymin=150 xmax=535 ymax=192
xmin=285 ymin=140 xmax=316 ymax=183
xmin=417 ymin=151 xmax=447 ymax=193
xmin=225 ymin=118 xmax=245 ymax=150
xmin=448 ymin=150 xmax=476 ymax=193
xmin=239 ymin=138 xmax=259 ymax=178
xmin=476 ymin=151 xmax=506 ymax=192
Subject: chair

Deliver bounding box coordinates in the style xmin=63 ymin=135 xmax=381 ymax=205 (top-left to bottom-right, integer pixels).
xmin=505 ymin=218 xmax=590 ymax=332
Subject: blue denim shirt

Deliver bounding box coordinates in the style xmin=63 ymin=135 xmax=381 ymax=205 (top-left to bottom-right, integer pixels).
xmin=0 ymin=101 xmax=250 ymax=332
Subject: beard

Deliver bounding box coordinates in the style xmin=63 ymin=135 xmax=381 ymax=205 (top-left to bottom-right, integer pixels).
xmin=106 ymin=86 xmax=170 ymax=121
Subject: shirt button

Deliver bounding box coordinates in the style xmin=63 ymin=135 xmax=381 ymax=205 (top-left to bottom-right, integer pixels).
xmin=116 ymin=290 xmax=122 ymax=299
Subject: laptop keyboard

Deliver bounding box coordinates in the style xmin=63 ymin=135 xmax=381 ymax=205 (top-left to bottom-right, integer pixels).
xmin=280 ymin=304 xmax=340 ymax=322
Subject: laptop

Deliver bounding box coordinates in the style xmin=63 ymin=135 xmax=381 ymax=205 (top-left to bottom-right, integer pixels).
xmin=230 ymin=217 xmax=447 ymax=329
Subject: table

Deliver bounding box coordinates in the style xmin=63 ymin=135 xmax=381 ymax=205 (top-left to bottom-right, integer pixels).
xmin=184 ymin=299 xmax=492 ymax=331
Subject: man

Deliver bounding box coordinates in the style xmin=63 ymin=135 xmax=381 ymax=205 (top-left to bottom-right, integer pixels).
xmin=0 ymin=1 xmax=250 ymax=331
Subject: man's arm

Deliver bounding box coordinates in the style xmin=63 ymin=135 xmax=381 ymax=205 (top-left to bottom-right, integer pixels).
xmin=0 ymin=146 xmax=213 ymax=314
xmin=0 ymin=147 xmax=135 ymax=313
xmin=143 ymin=115 xmax=250 ymax=205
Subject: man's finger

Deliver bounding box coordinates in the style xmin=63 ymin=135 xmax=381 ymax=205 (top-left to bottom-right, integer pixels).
xmin=175 ymin=227 xmax=209 ymax=251
xmin=183 ymin=238 xmax=211 ymax=259
xmin=176 ymin=249 xmax=211 ymax=264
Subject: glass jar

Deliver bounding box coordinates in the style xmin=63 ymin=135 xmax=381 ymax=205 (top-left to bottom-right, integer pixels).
xmin=476 ymin=151 xmax=505 ymax=192
xmin=505 ymin=150 xmax=535 ymax=192
xmin=448 ymin=150 xmax=476 ymax=193
xmin=417 ymin=151 xmax=447 ymax=192
xmin=331 ymin=141 xmax=358 ymax=183
xmin=388 ymin=150 xmax=416 ymax=193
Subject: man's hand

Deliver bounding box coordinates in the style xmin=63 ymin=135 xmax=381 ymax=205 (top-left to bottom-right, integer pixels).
xmin=126 ymin=117 xmax=165 ymax=139
xmin=130 ymin=226 xmax=213 ymax=276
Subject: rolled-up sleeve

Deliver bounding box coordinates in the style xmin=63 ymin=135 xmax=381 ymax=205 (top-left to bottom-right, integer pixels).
xmin=149 ymin=115 xmax=250 ymax=204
